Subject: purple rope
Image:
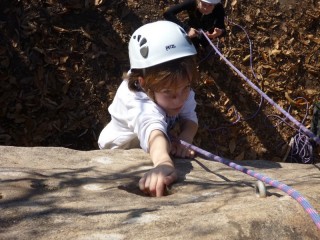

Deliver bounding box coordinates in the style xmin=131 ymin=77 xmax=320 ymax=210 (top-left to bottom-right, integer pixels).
xmin=224 ymin=21 xmax=263 ymax=121
xmin=180 ymin=140 xmax=320 ymax=230
xmin=267 ymin=97 xmax=310 ymax=129
xmin=198 ymin=31 xmax=262 ymax=128
xmin=200 ymin=29 xmax=320 ymax=145
xmin=267 ymin=97 xmax=314 ymax=163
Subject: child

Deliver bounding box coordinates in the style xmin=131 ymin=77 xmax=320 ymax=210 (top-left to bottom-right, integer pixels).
xmin=98 ymin=21 xmax=199 ymax=197
xmin=163 ymin=0 xmax=226 ymax=49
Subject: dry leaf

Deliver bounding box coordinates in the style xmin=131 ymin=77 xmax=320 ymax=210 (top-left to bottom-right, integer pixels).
xmin=245 ymin=14 xmax=252 ymax=22
xmin=59 ymin=56 xmax=69 ymax=64
xmin=270 ymin=49 xmax=281 ymax=55
xmin=204 ymin=79 xmax=215 ymax=85
xmin=53 ymin=26 xmax=69 ymax=33
xmin=243 ymin=54 xmax=250 ymax=63
xmin=231 ymin=0 xmax=237 ymax=7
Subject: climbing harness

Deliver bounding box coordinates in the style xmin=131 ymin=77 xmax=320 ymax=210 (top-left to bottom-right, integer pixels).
xmin=180 ymin=139 xmax=320 ymax=230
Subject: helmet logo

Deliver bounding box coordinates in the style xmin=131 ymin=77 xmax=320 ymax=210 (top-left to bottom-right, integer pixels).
xmin=166 ymin=44 xmax=176 ymax=51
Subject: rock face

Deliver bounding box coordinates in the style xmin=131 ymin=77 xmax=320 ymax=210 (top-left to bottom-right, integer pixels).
xmin=0 ymin=146 xmax=319 ymax=239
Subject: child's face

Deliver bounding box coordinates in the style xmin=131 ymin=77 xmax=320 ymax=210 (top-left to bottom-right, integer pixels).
xmin=199 ymin=1 xmax=215 ymax=15
xmin=154 ymin=78 xmax=191 ymax=117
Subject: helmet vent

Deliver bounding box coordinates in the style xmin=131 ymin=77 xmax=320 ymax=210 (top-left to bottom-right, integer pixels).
xmin=138 ymin=37 xmax=148 ymax=58
xmin=140 ymin=37 xmax=147 ymax=47
xmin=140 ymin=46 xmax=149 ymax=58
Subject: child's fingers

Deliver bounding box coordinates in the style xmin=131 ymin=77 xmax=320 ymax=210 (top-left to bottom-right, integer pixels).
xmin=139 ymin=176 xmax=147 ymax=192
xmin=174 ymin=144 xmax=195 ymax=158
xmin=156 ymin=179 xmax=165 ymax=197
xmin=139 ymin=165 xmax=177 ymax=197
xmin=139 ymin=173 xmax=152 ymax=195
xmin=149 ymin=174 xmax=159 ymax=197
xmin=170 ymin=148 xmax=177 ymax=156
xmin=164 ymin=174 xmax=177 ymax=186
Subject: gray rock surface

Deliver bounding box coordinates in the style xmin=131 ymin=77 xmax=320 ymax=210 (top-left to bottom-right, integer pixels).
xmin=0 ymin=146 xmax=319 ymax=239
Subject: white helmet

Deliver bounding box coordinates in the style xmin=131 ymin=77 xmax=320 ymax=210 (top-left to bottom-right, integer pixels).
xmin=129 ymin=21 xmax=197 ymax=69
xmin=201 ymin=0 xmax=221 ymax=4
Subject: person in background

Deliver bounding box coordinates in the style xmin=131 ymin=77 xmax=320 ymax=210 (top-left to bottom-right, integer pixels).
xmin=98 ymin=21 xmax=199 ymax=197
xmin=163 ymin=0 xmax=226 ymax=49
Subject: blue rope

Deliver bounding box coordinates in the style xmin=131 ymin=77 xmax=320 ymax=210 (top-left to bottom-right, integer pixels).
xmin=180 ymin=140 xmax=320 ymax=230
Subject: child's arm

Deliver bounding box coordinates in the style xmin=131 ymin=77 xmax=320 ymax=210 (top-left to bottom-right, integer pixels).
xmin=139 ymin=129 xmax=177 ymax=197
xmin=171 ymin=119 xmax=198 ymax=158
xmin=163 ymin=0 xmax=196 ymax=33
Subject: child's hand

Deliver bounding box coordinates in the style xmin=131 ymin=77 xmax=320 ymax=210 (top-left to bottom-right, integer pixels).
xmin=170 ymin=141 xmax=195 ymax=159
xmin=139 ymin=164 xmax=177 ymax=197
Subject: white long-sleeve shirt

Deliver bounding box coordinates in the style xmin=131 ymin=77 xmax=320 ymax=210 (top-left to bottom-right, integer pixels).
xmin=98 ymin=80 xmax=198 ymax=152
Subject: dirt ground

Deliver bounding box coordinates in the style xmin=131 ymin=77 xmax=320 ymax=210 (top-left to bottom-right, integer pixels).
xmin=0 ymin=0 xmax=319 ymax=162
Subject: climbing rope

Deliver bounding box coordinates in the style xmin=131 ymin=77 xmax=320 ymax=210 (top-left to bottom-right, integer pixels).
xmin=188 ymin=26 xmax=320 ymax=229
xmin=199 ymin=24 xmax=316 ymax=163
xmin=180 ymin=140 xmax=320 ymax=230
xmin=197 ymin=26 xmax=263 ymax=127
xmin=267 ymin=97 xmax=314 ymax=163
xmin=287 ymin=132 xmax=314 ymax=163
xmin=200 ymin=29 xmax=320 ymax=146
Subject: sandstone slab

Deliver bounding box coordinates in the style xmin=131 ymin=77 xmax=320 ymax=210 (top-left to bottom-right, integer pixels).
xmin=0 ymin=146 xmax=319 ymax=239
